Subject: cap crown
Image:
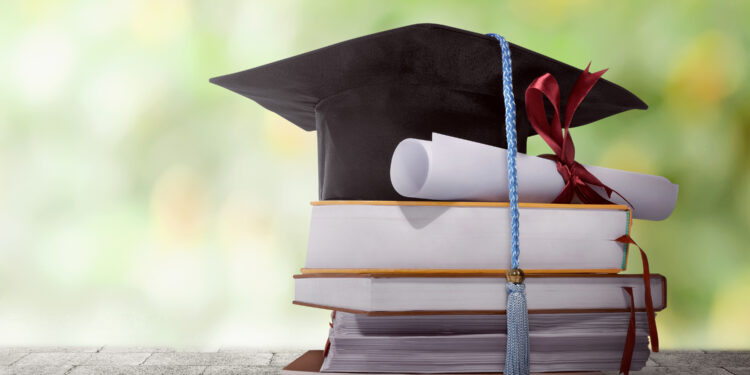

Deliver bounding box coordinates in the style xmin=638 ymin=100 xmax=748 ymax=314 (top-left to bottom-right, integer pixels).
xmin=211 ymin=24 xmax=647 ymax=200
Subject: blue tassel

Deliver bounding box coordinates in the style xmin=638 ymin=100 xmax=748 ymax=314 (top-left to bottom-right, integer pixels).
xmin=486 ymin=33 xmax=530 ymax=375
xmin=505 ymin=282 xmax=530 ymax=375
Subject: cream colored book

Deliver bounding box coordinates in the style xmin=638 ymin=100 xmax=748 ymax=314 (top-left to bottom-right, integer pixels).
xmin=304 ymin=201 xmax=632 ymax=274
xmin=293 ymin=273 xmax=666 ymax=314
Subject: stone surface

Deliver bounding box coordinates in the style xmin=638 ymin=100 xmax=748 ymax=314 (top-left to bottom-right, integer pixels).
xmin=99 ymin=347 xmax=176 ymax=353
xmin=0 ymin=347 xmax=100 ymax=354
xmin=12 ymin=353 xmax=93 ymax=367
xmin=0 ymin=353 xmax=26 ymax=366
xmin=0 ymin=348 xmax=747 ymax=374
xmin=143 ymin=351 xmax=273 ymax=366
xmin=651 ymin=351 xmax=750 ymax=368
xmin=0 ymin=365 xmax=73 ymax=375
xmin=68 ymin=365 xmax=206 ymax=375
xmin=203 ymin=366 xmax=281 ymax=374
xmin=81 ymin=353 xmax=152 ymax=366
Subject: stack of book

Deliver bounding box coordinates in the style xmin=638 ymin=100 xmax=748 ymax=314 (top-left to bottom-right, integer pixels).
xmin=288 ymin=201 xmax=665 ymax=373
xmin=209 ymin=23 xmax=673 ymax=374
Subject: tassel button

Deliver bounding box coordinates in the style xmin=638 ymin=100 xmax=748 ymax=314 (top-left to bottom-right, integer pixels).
xmin=506 ymin=268 xmax=525 ymax=284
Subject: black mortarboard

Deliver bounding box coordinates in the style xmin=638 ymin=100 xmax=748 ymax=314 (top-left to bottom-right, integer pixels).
xmin=210 ymin=23 xmax=647 ymax=201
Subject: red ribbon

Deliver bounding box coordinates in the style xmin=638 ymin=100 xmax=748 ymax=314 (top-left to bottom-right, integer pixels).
xmin=615 ymin=235 xmax=660 ymax=374
xmin=616 ymin=235 xmax=659 ymax=352
xmin=619 ymin=286 xmax=636 ymax=375
xmin=323 ymin=310 xmax=337 ymax=357
xmin=525 ymin=64 xmax=631 ymax=206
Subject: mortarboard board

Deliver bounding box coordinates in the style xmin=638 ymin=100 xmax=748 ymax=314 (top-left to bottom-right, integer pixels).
xmin=210 ymin=23 xmax=647 ymax=201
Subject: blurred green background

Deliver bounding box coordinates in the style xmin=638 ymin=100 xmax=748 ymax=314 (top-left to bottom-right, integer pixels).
xmin=0 ymin=0 xmax=748 ymax=349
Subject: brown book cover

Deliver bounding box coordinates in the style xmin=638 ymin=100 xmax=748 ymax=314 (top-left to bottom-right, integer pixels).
xmin=282 ymin=350 xmax=604 ymax=375
xmin=293 ymin=272 xmax=666 ymax=316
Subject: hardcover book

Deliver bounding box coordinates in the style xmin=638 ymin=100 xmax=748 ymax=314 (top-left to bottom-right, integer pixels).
xmin=294 ymin=273 xmax=666 ymax=314
xmin=305 ymin=201 xmax=632 ymax=274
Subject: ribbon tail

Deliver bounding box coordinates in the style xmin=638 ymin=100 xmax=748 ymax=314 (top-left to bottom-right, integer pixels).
xmin=619 ymin=287 xmax=637 ymax=375
xmin=574 ymin=164 xmax=637 ymax=207
xmin=525 ymin=74 xmax=564 ymax=155
xmin=609 ymin=188 xmax=637 ymax=212
xmin=616 ymin=235 xmax=659 ymax=352
xmin=563 ymin=64 xmax=607 ymax=129
xmin=323 ymin=311 xmax=336 ymax=357
xmin=552 ymin=183 xmax=576 ymax=204
xmin=581 ymin=181 xmax=635 ymax=208
xmin=323 ymin=338 xmax=331 ymax=358
xmin=576 ymin=182 xmax=616 ymax=205
xmin=505 ymin=282 xmax=530 ymax=375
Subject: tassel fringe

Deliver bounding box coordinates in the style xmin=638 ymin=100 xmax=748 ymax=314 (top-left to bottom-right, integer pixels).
xmin=505 ymin=282 xmax=530 ymax=375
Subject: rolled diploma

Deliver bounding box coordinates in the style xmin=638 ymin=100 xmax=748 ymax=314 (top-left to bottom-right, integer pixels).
xmin=390 ymin=133 xmax=678 ymax=221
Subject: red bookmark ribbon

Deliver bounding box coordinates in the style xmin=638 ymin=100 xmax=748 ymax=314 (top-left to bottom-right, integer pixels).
xmin=616 ymin=235 xmax=659 ymax=352
xmin=323 ymin=310 xmax=337 ymax=357
xmin=619 ymin=287 xmax=637 ymax=375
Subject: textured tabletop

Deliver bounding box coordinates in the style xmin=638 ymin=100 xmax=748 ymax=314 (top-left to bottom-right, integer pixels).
xmin=0 ymin=348 xmax=748 ymax=375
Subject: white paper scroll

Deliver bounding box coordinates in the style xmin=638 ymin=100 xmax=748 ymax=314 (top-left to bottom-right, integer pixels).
xmin=390 ymin=133 xmax=678 ymax=221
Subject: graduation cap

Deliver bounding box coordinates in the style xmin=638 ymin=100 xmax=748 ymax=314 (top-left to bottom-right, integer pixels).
xmin=210 ymin=23 xmax=647 ymax=201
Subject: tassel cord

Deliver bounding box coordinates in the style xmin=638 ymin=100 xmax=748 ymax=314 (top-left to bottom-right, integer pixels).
xmin=487 ymin=33 xmax=530 ymax=375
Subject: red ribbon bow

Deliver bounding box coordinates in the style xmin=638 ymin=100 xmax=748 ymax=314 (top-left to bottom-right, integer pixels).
xmin=525 ymin=64 xmax=629 ymax=205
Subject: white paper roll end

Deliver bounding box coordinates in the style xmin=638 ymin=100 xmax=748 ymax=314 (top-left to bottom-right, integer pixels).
xmin=390 ymin=139 xmax=432 ymax=198
xmin=636 ymin=181 xmax=680 ymax=221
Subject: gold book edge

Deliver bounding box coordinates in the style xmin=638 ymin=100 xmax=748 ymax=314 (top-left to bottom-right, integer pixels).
xmin=311 ymin=200 xmax=630 ymax=211
xmin=291 ymin=301 xmax=666 ymax=315
xmin=300 ymin=268 xmax=624 ymax=275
